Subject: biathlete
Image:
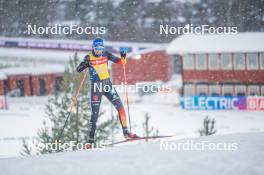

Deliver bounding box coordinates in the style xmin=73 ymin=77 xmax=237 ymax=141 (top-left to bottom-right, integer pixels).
xmin=77 ymin=37 xmax=139 ymax=144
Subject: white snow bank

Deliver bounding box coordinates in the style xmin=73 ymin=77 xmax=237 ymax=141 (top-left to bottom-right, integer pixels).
xmin=0 ymin=132 xmax=263 ymax=175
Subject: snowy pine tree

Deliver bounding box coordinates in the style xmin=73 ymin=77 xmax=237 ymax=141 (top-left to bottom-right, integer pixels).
xmin=142 ymin=113 xmax=159 ymax=138
xmin=199 ymin=116 xmax=217 ymax=136
xmin=21 ymin=138 xmax=33 ymax=156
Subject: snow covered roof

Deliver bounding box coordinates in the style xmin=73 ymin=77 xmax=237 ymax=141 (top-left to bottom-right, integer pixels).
xmin=0 ymin=37 xmax=160 ymax=49
xmin=0 ymin=65 xmax=65 ymax=76
xmin=166 ymin=32 xmax=264 ymax=55
xmin=0 ymin=48 xmax=84 ymax=63
xmin=0 ymin=37 xmax=164 ymax=63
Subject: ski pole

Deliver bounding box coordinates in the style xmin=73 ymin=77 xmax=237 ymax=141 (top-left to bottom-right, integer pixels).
xmin=57 ymin=70 xmax=88 ymax=141
xmin=122 ymin=63 xmax=132 ymax=133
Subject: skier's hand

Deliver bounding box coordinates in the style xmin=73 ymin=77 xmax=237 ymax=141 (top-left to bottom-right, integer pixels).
xmin=120 ymin=51 xmax=127 ymax=64
xmin=76 ymin=61 xmax=87 ymax=72
xmin=120 ymin=51 xmax=127 ymax=59
xmin=77 ymin=56 xmax=91 ymax=72
xmin=84 ymin=59 xmax=91 ymax=67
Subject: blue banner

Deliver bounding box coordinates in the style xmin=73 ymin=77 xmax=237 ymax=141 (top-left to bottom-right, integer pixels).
xmin=181 ymin=96 xmax=247 ymax=110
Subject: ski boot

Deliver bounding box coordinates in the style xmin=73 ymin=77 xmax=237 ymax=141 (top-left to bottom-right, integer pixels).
xmin=84 ymin=138 xmax=94 ymax=150
xmin=123 ymin=128 xmax=140 ymax=140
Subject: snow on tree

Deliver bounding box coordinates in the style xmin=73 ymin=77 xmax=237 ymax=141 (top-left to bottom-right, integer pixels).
xmin=142 ymin=112 xmax=159 ymax=138
xmin=199 ymin=116 xmax=217 ymax=136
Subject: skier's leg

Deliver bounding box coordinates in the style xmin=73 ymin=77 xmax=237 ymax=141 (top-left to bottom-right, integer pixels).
xmin=88 ymin=81 xmax=102 ymax=143
xmin=103 ymin=80 xmax=139 ymax=139
xmin=103 ymin=81 xmax=127 ymax=129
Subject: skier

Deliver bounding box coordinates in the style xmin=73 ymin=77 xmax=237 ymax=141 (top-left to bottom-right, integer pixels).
xmin=77 ymin=37 xmax=139 ymax=145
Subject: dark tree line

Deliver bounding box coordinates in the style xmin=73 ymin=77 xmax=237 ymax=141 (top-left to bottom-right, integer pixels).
xmin=0 ymin=0 xmax=263 ymax=42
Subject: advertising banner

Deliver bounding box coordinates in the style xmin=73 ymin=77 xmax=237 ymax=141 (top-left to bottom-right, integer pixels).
xmin=180 ymin=96 xmax=255 ymax=110
xmin=247 ymin=97 xmax=264 ymax=111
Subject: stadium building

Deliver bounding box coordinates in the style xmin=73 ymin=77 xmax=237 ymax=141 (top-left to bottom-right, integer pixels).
xmin=167 ymin=32 xmax=264 ymax=97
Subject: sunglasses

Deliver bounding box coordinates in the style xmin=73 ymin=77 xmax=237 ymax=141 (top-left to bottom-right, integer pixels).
xmin=94 ymin=47 xmax=104 ymax=51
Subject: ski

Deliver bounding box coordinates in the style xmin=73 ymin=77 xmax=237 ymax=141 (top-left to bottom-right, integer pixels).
xmin=104 ymin=135 xmax=175 ymax=147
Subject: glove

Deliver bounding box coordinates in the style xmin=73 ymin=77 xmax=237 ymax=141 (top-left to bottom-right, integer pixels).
xmin=76 ymin=62 xmax=87 ymax=72
xmin=84 ymin=55 xmax=91 ymax=66
xmin=84 ymin=59 xmax=90 ymax=67
xmin=76 ymin=57 xmax=90 ymax=72
xmin=120 ymin=51 xmax=127 ymax=58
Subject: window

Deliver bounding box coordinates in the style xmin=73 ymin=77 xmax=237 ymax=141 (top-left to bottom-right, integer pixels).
xmin=3 ymin=80 xmax=8 ymax=95
xmin=39 ymin=79 xmax=46 ymax=96
xmin=221 ymin=53 xmax=232 ymax=70
xmin=183 ymin=54 xmax=194 ymax=70
xmin=234 ymin=53 xmax=245 ymax=70
xmin=184 ymin=84 xmax=194 ymax=96
xmin=222 ymin=85 xmax=233 ymax=96
xmin=235 ymin=85 xmax=246 ymax=96
xmin=16 ymin=79 xmax=25 ymax=96
xmin=196 ymin=84 xmax=208 ymax=96
xmin=173 ymin=55 xmax=182 ymax=73
xmin=247 ymin=53 xmax=258 ymax=70
xmin=209 ymin=85 xmax=220 ymax=96
xmin=248 ymin=85 xmax=260 ymax=96
xmin=260 ymin=53 xmax=264 ymax=70
xmin=208 ymin=54 xmax=219 ymax=70
xmin=195 ymin=54 xmax=206 ymax=70
xmin=261 ymin=85 xmax=264 ymax=96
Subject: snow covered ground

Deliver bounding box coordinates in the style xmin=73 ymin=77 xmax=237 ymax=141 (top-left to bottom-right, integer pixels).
xmin=0 ymin=132 xmax=263 ymax=175
xmin=0 ymin=97 xmax=47 ymax=157
xmin=1 ymin=92 xmax=264 ymax=158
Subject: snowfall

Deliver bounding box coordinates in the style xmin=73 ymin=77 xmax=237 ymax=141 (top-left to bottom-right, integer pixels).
xmin=0 ymin=76 xmax=264 ymax=174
